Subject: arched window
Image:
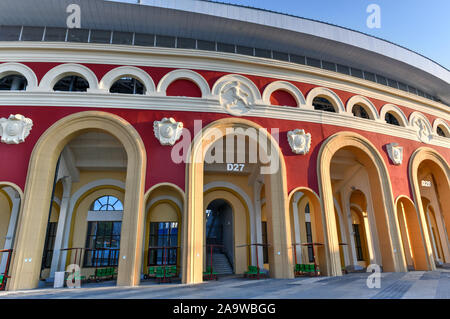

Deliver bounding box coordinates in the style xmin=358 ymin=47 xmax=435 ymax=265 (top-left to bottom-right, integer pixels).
xmin=352 ymin=104 xmax=370 ymax=119
xmin=53 ymin=75 xmax=89 ymax=92
xmin=385 ymin=112 xmax=400 ymax=126
xmin=0 ymin=74 xmax=27 ymax=91
xmin=91 ymin=195 xmax=123 ymax=211
xmin=313 ymin=97 xmax=335 ymax=112
xmin=110 ymin=77 xmax=145 ymax=94
xmin=437 ymin=126 xmax=447 ymax=137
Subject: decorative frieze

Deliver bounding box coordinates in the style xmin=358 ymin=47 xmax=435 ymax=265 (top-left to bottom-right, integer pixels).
xmin=153 ymin=117 xmax=183 ymax=146
xmin=0 ymin=114 xmax=33 ymax=144
xmin=287 ymin=129 xmax=311 ymax=154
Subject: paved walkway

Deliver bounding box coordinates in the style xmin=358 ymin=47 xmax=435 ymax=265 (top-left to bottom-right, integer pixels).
xmin=1 ymin=269 xmax=450 ymax=299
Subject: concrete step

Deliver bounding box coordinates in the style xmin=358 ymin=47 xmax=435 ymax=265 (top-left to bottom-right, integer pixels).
xmin=208 ymin=253 xmax=234 ymax=274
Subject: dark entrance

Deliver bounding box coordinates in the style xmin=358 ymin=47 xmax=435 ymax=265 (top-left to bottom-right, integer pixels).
xmin=206 ymin=199 xmax=234 ymax=274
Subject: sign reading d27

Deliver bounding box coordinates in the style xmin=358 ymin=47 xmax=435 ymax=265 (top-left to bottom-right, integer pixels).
xmin=227 ymin=163 xmax=245 ymax=172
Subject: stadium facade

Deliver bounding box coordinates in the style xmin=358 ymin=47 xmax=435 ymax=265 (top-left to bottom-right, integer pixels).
xmin=0 ymin=0 xmax=449 ymax=291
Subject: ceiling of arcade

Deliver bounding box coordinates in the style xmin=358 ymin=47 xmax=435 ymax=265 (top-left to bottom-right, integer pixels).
xmin=62 ymin=132 xmax=127 ymax=172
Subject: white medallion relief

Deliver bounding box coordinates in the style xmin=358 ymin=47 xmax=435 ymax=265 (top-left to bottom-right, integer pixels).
xmin=412 ymin=117 xmax=432 ymax=143
xmin=153 ymin=117 xmax=183 ymax=146
xmin=219 ymin=81 xmax=255 ymax=116
xmin=386 ymin=143 xmax=403 ymax=165
xmin=287 ymin=129 xmax=311 ymax=154
xmin=0 ymin=114 xmax=33 ymax=144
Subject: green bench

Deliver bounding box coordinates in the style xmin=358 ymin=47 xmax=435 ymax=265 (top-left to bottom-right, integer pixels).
xmin=155 ymin=266 xmax=176 ymax=283
xmin=244 ymin=265 xmax=267 ymax=279
xmin=203 ymin=266 xmax=218 ymax=280
xmin=294 ymin=264 xmax=319 ymax=276
xmin=89 ymin=267 xmax=116 ymax=282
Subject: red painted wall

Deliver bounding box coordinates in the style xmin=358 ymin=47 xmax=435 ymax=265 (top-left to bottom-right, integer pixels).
xmin=0 ymin=62 xmax=449 ymax=202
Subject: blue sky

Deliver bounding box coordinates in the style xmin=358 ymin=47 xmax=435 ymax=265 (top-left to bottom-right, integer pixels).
xmin=208 ymin=0 xmax=450 ymax=69
xmin=115 ymin=0 xmax=450 ymax=69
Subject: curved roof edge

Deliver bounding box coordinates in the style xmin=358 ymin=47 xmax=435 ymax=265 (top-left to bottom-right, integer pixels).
xmin=132 ymin=0 xmax=449 ymax=84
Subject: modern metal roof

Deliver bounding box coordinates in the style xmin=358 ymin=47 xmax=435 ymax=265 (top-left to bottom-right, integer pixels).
xmin=1 ymin=0 xmax=450 ymax=106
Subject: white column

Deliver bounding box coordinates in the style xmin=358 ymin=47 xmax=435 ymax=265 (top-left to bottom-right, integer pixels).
xmin=342 ymin=190 xmax=358 ymax=266
xmin=49 ymin=176 xmax=72 ymax=279
xmin=0 ymin=188 xmax=20 ymax=273
xmin=292 ymin=192 xmax=303 ymax=264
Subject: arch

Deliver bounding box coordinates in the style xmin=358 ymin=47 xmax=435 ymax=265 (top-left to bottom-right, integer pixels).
xmin=395 ymin=195 xmax=431 ymax=270
xmin=409 ymin=147 xmax=450 ymax=271
xmin=203 ymin=188 xmax=250 ymax=274
xmin=0 ymin=63 xmax=38 ymax=91
xmin=288 ymin=187 xmax=328 ymax=274
xmin=8 ymin=111 xmax=146 ymax=291
xmin=157 ymin=69 xmax=210 ymax=97
xmin=262 ymin=81 xmax=306 ymax=107
xmin=38 ymin=64 xmax=100 ymax=92
xmin=317 ymin=131 xmax=406 ymax=276
xmin=204 ymin=181 xmax=256 ymax=267
xmin=379 ymin=104 xmax=408 ymax=127
xmin=143 ymin=183 xmax=185 ymax=274
xmin=183 ymin=118 xmax=291 ymax=284
xmin=99 ymin=66 xmax=155 ymax=95
xmin=432 ymin=118 xmax=450 ymax=138
xmin=0 ymin=182 xmax=24 ymax=201
xmin=305 ymin=87 xmax=346 ymax=113
xmin=346 ymin=95 xmax=379 ymax=121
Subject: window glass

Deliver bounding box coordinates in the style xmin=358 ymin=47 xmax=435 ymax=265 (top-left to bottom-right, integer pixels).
xmin=385 ymin=112 xmax=400 ymax=126
xmin=91 ymin=196 xmax=123 ymax=211
xmin=148 ymin=222 xmax=179 ymax=266
xmin=313 ymin=97 xmax=335 ymax=112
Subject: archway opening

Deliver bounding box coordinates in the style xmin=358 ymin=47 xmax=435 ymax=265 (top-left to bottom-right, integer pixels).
xmin=396 ymin=197 xmax=429 ymax=271
xmin=289 ymin=189 xmax=327 ymax=275
xmin=326 ymin=145 xmax=399 ymax=273
xmin=0 ymin=185 xmax=21 ymax=289
xmin=142 ymin=184 xmax=184 ymax=282
xmin=8 ymin=112 xmax=146 ymax=291
xmin=38 ymin=131 xmax=128 ymax=287
xmin=184 ymin=119 xmax=292 ymax=284
xmin=205 ymin=199 xmax=234 ymax=275
xmin=417 ymin=159 xmax=450 ymax=266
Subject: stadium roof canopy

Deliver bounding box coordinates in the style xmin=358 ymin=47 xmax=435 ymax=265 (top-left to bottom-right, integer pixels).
xmin=1 ymin=0 xmax=450 ymax=106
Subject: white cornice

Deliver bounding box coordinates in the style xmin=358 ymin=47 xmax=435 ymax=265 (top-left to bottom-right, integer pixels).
xmin=0 ymin=42 xmax=449 ymax=118
xmin=0 ymin=92 xmax=448 ymax=149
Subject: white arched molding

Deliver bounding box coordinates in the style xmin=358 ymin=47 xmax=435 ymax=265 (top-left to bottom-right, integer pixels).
xmin=157 ymin=69 xmax=211 ymax=98
xmin=0 ymin=62 xmax=38 ymax=91
xmin=379 ymin=104 xmax=408 ymax=127
xmin=212 ymin=74 xmax=262 ymax=104
xmin=262 ymin=81 xmax=306 ymax=107
xmin=38 ymin=63 xmax=100 ymax=93
xmin=432 ymin=118 xmax=450 ymax=138
xmin=99 ymin=66 xmax=156 ymax=95
xmin=305 ymin=87 xmax=346 ymax=113
xmin=346 ymin=95 xmax=380 ymax=121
